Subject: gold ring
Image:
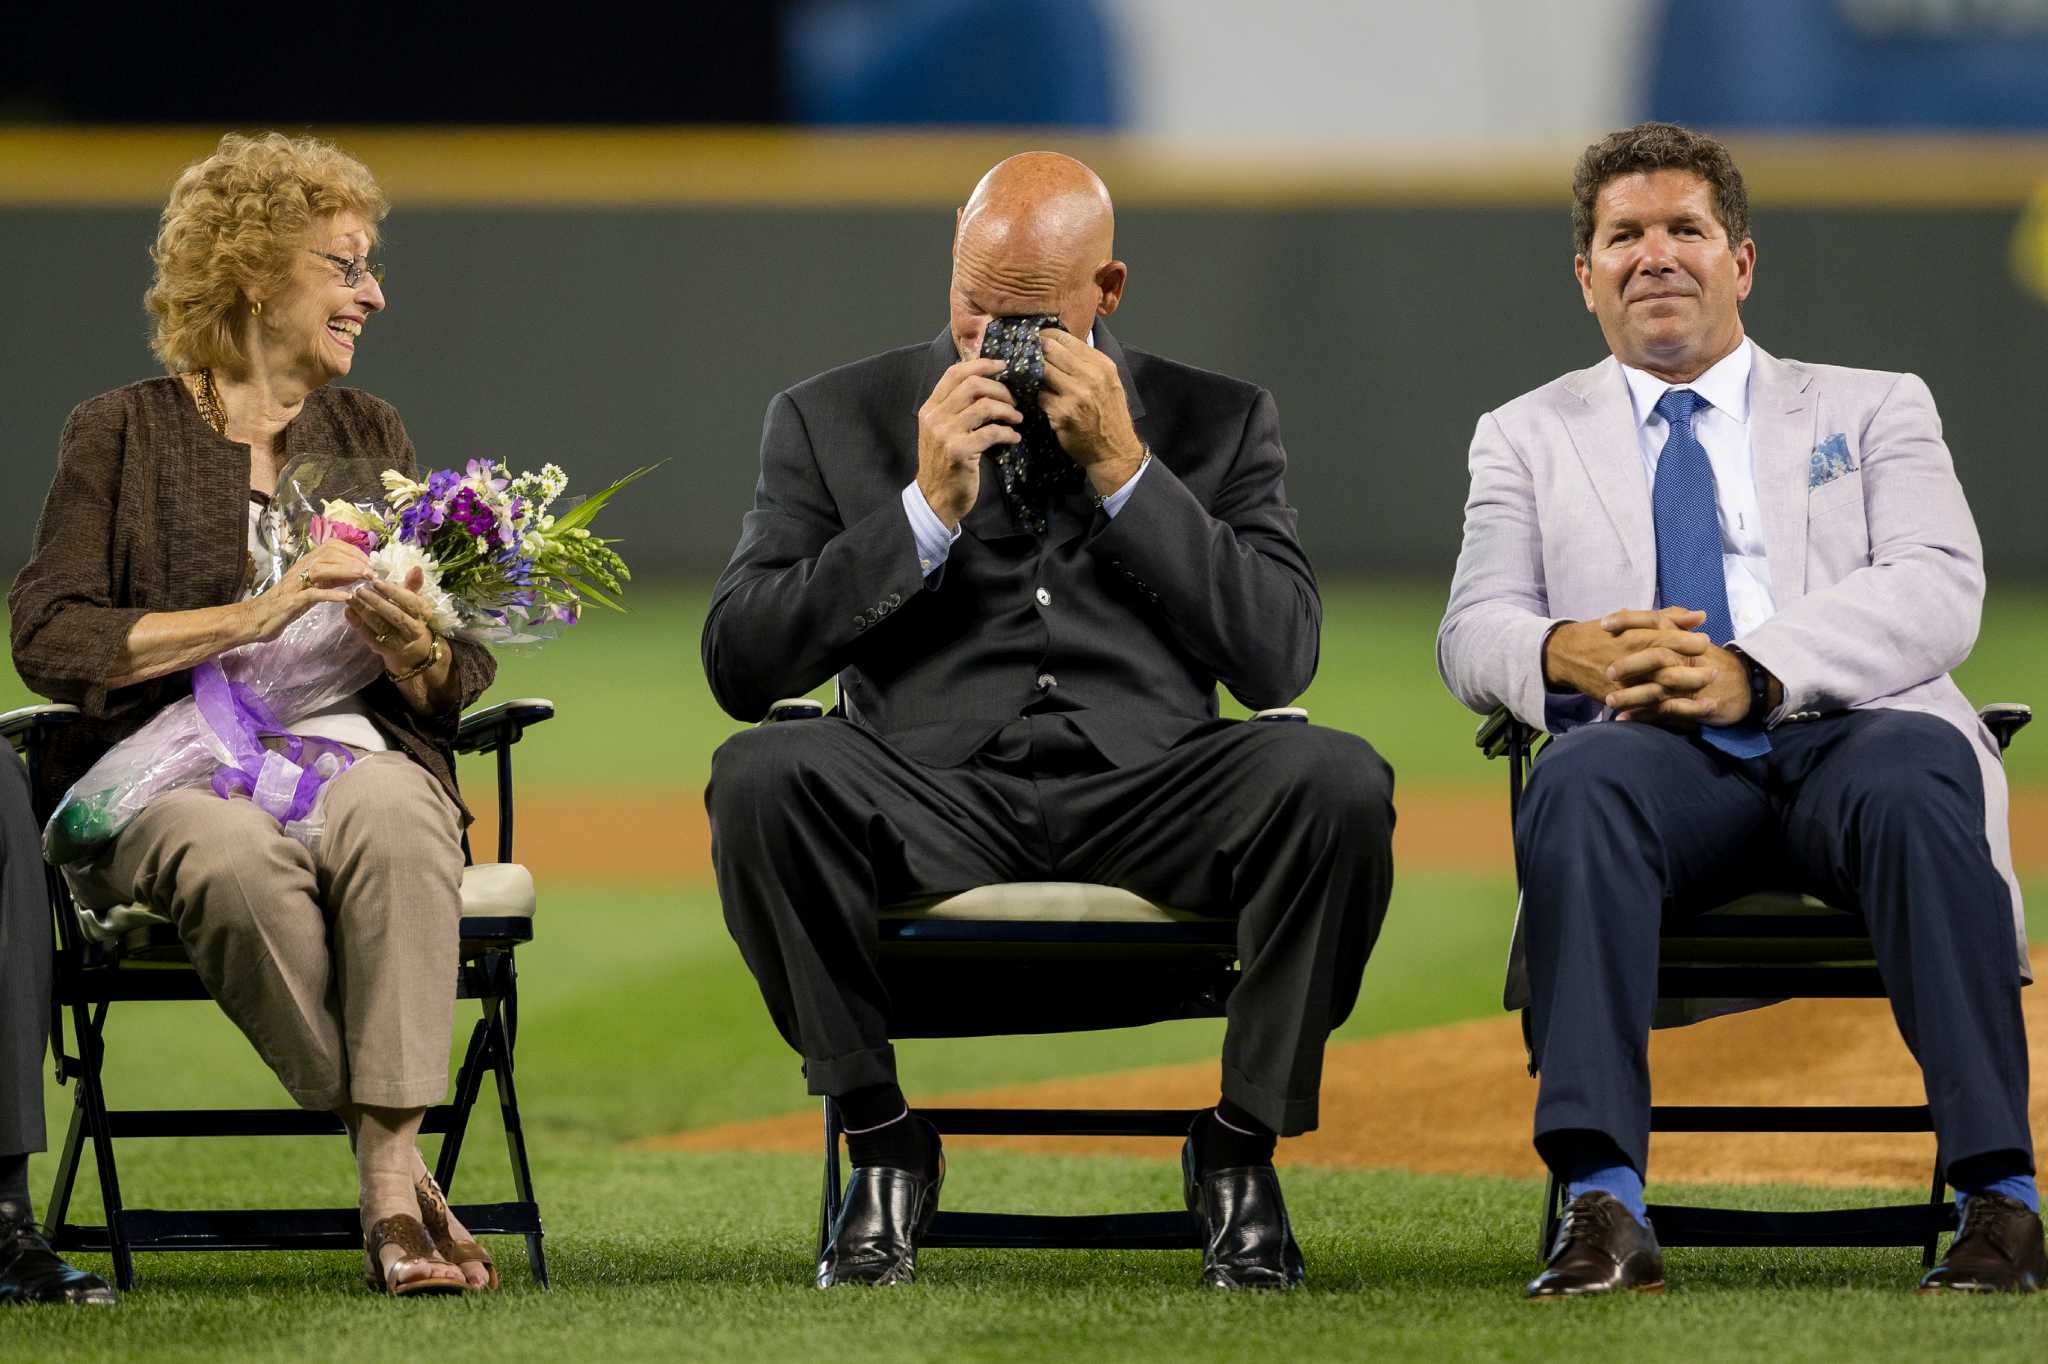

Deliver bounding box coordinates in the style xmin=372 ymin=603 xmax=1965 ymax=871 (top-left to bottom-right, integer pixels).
xmin=374 ymin=631 xmax=391 ymax=645
xmin=298 ymin=568 xmax=313 ymax=588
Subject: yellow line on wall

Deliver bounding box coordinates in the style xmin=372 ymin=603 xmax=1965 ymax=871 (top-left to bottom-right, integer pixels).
xmin=6 ymin=127 xmax=2048 ymax=210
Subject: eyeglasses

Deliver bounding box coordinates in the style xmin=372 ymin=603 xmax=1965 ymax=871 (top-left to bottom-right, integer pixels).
xmin=308 ymin=249 xmax=386 ymax=289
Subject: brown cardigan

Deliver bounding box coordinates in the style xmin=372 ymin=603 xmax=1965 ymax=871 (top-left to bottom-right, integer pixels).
xmin=9 ymin=377 xmax=496 ymax=822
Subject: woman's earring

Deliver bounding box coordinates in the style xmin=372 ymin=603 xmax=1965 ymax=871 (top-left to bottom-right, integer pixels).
xmin=251 ymin=300 xmax=263 ymax=317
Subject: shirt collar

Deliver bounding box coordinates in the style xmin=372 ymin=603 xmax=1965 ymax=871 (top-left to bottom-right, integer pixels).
xmin=1621 ymin=335 xmax=1754 ymax=427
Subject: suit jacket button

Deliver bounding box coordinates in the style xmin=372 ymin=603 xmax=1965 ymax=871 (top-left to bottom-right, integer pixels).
xmin=887 ymin=592 xmax=901 ymax=608
xmin=1037 ymin=673 xmax=1057 ymax=689
xmin=1035 ymin=587 xmax=1052 ymax=607
xmin=852 ymin=615 xmax=866 ymax=631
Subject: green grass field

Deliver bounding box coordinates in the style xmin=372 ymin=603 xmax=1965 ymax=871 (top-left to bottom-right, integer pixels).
xmin=7 ymin=583 xmax=2046 ymax=1360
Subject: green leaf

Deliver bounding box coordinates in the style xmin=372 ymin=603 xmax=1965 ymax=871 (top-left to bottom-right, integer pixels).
xmin=551 ymin=462 xmax=665 ymax=534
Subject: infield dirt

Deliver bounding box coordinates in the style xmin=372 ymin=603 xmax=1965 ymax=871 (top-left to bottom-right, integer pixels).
xmin=474 ymin=786 xmax=2048 ymax=883
xmin=495 ymin=784 xmax=2046 ymax=1187
xmin=649 ymin=947 xmax=2048 ymax=1189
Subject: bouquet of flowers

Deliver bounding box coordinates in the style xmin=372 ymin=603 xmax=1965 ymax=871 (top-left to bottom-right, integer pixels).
xmin=43 ymin=453 xmax=654 ymax=885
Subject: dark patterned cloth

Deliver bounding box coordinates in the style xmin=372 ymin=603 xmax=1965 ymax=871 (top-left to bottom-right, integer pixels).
xmin=980 ymin=315 xmax=1085 ymax=534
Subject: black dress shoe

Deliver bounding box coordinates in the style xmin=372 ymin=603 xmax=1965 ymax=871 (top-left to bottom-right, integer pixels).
xmin=1525 ymin=1191 xmax=1664 ymax=1299
xmin=1180 ymin=1119 xmax=1305 ymax=1290
xmin=1918 ymin=1194 xmax=2048 ymax=1294
xmin=0 ymin=1200 xmax=116 ymax=1306
xmin=816 ymin=1121 xmax=943 ymax=1288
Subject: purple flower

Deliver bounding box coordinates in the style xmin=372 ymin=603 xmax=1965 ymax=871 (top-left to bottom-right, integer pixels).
xmin=399 ymin=499 xmax=446 ymax=545
xmin=494 ymin=549 xmax=534 ymax=585
xmin=426 ymin=468 xmax=462 ymax=500
xmin=446 ymin=487 xmax=500 ymax=547
xmin=466 ymin=458 xmax=509 ymax=491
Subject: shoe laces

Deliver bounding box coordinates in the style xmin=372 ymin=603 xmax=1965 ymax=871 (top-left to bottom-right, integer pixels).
xmin=1953 ymin=1194 xmax=2023 ymax=1260
xmin=2 ymin=1215 xmax=56 ymax=1259
xmin=1557 ymin=1195 xmax=1619 ymax=1249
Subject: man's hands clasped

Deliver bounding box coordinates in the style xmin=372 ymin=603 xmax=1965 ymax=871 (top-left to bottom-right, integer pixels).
xmin=916 ymin=327 xmax=1148 ymax=530
xmin=1544 ymin=606 xmax=1760 ymax=730
xmin=917 ymin=358 xmax=1022 ymax=529
xmin=1037 ymin=328 xmax=1145 ymax=497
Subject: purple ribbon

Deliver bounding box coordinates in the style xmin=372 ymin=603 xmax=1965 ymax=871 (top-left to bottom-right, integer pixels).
xmin=192 ymin=661 xmax=356 ymax=825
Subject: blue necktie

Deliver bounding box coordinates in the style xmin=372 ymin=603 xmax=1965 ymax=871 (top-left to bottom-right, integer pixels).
xmin=1651 ymin=388 xmax=1770 ymax=758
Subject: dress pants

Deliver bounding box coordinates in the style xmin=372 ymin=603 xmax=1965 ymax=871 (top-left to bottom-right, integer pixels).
xmin=68 ymin=753 xmax=465 ymax=1112
xmin=0 ymin=756 xmax=51 ymax=1159
xmin=1517 ymin=709 xmax=2031 ymax=1180
xmin=708 ymin=711 xmax=1396 ymax=1137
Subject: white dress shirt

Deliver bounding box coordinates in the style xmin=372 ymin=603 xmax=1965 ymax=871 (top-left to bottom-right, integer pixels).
xmin=901 ymin=326 xmax=1147 ymax=576
xmin=1619 ymin=336 xmax=1776 ymax=637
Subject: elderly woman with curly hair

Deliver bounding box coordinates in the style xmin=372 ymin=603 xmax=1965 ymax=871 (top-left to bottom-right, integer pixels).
xmin=9 ymin=133 xmax=498 ymax=1295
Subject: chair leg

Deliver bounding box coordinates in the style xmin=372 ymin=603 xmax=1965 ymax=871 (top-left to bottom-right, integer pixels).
xmin=1539 ymin=1170 xmax=1563 ymax=1262
xmin=1923 ymin=1152 xmax=1947 ymax=1269
xmin=817 ymin=1098 xmax=843 ymax=1264
xmin=43 ymin=1089 xmax=87 ymax=1235
xmin=74 ymin=1000 xmax=133 ymax=1291
xmin=432 ymin=1017 xmax=492 ymax=1194
xmin=485 ymin=980 xmax=547 ymax=1290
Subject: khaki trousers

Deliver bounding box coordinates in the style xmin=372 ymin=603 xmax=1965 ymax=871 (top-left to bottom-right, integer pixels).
xmin=72 ymin=753 xmax=464 ymax=1111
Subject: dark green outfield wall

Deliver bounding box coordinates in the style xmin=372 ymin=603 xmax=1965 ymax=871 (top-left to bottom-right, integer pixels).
xmin=4 ymin=205 xmax=2043 ymax=582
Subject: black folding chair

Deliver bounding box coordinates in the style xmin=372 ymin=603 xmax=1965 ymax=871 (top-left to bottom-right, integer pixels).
xmin=1476 ymin=700 xmax=2033 ymax=1264
xmin=764 ymin=699 xmax=1312 ymax=1258
xmin=8 ymin=697 xmax=557 ymax=1291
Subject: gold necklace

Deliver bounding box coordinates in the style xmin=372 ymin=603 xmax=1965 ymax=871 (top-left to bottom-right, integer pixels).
xmin=194 ymin=368 xmax=228 ymax=437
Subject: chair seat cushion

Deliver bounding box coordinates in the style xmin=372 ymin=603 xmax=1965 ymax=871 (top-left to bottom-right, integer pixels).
xmin=1662 ymin=891 xmax=1875 ymax=965
xmin=882 ymin=882 xmax=1222 ymax=924
xmin=77 ymin=862 xmax=537 ymax=946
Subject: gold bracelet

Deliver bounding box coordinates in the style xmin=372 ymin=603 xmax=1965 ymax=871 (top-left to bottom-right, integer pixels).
xmin=386 ymin=633 xmax=442 ymax=684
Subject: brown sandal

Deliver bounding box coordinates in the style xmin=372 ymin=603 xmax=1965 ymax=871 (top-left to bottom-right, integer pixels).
xmin=363 ymin=1214 xmax=467 ymax=1297
xmin=416 ymin=1173 xmax=500 ymax=1292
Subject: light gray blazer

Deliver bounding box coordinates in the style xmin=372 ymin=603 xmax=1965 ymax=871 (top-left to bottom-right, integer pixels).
xmin=1437 ymin=343 xmax=2026 ymax=1010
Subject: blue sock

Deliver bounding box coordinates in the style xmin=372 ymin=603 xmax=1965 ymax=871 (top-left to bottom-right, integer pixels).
xmin=1565 ymin=1164 xmax=1649 ymax=1229
xmin=1954 ymin=1176 xmax=2040 ymax=1218
xmin=1950 ymin=1151 xmax=2040 ymax=1217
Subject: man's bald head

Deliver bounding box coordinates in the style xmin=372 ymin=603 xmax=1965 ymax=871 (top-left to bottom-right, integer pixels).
xmin=949 ymin=152 xmax=1127 ymax=361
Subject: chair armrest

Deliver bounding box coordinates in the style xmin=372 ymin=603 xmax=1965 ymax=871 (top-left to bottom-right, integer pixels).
xmin=763 ymin=697 xmax=826 ymax=723
xmin=1250 ymin=707 xmax=1308 ymax=724
xmin=454 ymin=698 xmax=556 ymax=755
xmin=0 ymin=703 xmax=79 ymax=754
xmin=1979 ymin=703 xmax=2031 ymax=755
xmin=1476 ymin=705 xmax=1535 ymax=760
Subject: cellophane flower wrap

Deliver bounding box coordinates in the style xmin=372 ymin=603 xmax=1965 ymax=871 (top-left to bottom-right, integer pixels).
xmin=44 ymin=452 xmax=652 ymax=894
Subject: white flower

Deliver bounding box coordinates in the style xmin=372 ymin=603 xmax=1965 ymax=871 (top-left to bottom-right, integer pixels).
xmin=368 ymin=541 xmax=463 ymax=634
xmin=319 ymin=499 xmax=382 ymax=533
xmin=421 ymin=584 xmax=462 ymax=635
xmin=369 ymin=540 xmax=442 ymax=591
xmin=380 ymin=469 xmax=425 ymax=506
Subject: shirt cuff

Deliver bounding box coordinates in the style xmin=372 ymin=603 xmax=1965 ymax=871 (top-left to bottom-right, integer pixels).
xmin=1098 ymin=453 xmax=1150 ymax=518
xmin=901 ymin=481 xmax=961 ymax=577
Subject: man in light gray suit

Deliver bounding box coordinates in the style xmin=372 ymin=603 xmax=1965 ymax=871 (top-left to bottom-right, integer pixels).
xmin=1439 ymin=122 xmax=2042 ymax=1298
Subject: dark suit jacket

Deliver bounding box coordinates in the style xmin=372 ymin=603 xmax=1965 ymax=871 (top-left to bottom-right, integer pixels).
xmin=701 ymin=325 xmax=1319 ymax=769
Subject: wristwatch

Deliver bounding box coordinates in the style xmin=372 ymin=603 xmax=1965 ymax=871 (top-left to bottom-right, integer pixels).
xmin=1726 ymin=645 xmax=1773 ymax=724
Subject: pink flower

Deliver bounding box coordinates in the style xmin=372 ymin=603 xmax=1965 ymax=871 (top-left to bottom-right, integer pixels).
xmin=308 ymin=515 xmax=380 ymax=552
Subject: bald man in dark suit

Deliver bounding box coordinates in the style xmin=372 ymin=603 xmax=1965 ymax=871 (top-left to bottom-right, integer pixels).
xmin=704 ymin=153 xmax=1394 ymax=1290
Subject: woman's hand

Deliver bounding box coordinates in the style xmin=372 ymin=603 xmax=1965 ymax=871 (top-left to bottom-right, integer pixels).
xmin=343 ymin=569 xmax=457 ymax=713
xmin=249 ymin=539 xmax=372 ymax=641
xmin=344 ymin=568 xmax=437 ymax=674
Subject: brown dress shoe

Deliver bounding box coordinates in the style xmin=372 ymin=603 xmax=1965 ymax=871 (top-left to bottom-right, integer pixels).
xmin=1918 ymin=1194 xmax=2048 ymax=1294
xmin=1525 ymin=1191 xmax=1665 ymax=1299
